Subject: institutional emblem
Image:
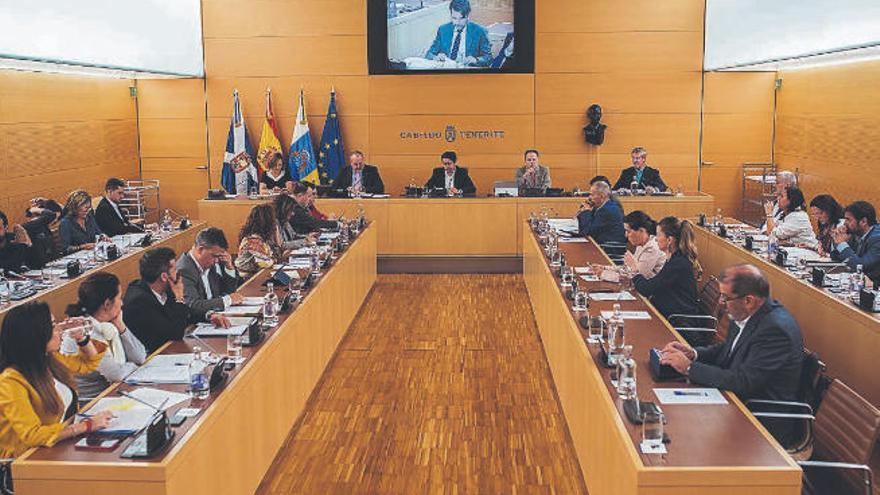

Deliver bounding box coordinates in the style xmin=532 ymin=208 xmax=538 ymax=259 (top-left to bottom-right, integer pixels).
xmin=445 ymin=125 xmax=456 ymax=143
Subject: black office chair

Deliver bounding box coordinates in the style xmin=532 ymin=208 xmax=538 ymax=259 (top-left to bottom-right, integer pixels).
xmin=668 ymin=276 xmax=722 ymax=347
xmin=1 ymin=458 xmax=13 ymax=495
xmin=598 ymin=242 xmax=627 ymax=265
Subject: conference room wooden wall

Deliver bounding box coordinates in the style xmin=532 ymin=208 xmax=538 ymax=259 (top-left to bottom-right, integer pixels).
xmin=775 ymin=59 xmax=880 ymax=206
xmin=0 ymin=71 xmax=139 ymax=224
xmin=194 ymin=0 xmax=707 ymax=202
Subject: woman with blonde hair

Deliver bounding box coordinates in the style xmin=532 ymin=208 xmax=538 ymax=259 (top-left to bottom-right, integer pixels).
xmin=632 ymin=216 xmax=701 ymax=318
xmin=58 ymin=189 xmax=105 ymax=252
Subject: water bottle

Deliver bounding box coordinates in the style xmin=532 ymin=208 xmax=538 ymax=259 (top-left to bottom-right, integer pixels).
xmin=767 ymin=232 xmax=778 ymax=261
xmin=616 ymin=345 xmax=637 ymax=400
xmin=188 ymin=347 xmax=210 ymax=400
xmin=161 ymin=209 xmax=173 ymax=232
xmin=607 ymin=303 xmax=626 ymax=365
xmin=311 ymin=248 xmax=322 ymax=276
xmin=0 ymin=270 xmax=10 ymax=305
xmin=630 ymin=179 xmax=639 ymax=195
xmin=853 ymin=265 xmax=866 ymax=295
xmin=263 ymin=282 xmax=279 ymax=326
xmin=715 ymin=208 xmax=723 ymax=231
xmin=93 ymin=234 xmax=103 ymax=262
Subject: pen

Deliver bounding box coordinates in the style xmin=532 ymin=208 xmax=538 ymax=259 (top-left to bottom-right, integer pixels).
xmin=673 ymin=391 xmax=707 ymax=396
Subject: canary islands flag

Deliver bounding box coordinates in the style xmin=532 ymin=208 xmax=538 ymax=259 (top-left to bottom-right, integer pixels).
xmin=220 ymin=90 xmax=257 ymax=195
xmin=317 ymin=89 xmax=344 ymax=185
xmin=288 ymin=89 xmax=318 ymax=184
xmin=257 ymin=87 xmax=283 ymax=177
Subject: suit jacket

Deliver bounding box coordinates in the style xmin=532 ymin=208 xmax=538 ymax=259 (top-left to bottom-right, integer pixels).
xmin=632 ymin=251 xmax=699 ymax=318
xmin=613 ymin=166 xmax=667 ymax=191
xmin=95 ymin=197 xmax=142 ymax=237
xmin=425 ymin=21 xmax=492 ymax=67
xmin=334 ymin=165 xmax=385 ymax=194
xmin=291 ymin=203 xmax=337 ymax=234
xmin=576 ymin=200 xmax=626 ymax=245
xmin=424 ymin=166 xmax=477 ymax=195
xmin=176 ymin=253 xmax=239 ymax=318
xmin=515 ymin=165 xmax=551 ymax=191
xmin=122 ymin=279 xmax=198 ymax=355
xmin=691 ymin=300 xmax=803 ymax=402
xmin=832 ymin=224 xmax=880 ymax=285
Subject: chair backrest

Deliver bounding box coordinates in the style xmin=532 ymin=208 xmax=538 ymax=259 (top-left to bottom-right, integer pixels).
xmin=798 ymin=349 xmax=829 ymax=411
xmin=698 ymin=275 xmax=722 ymax=318
xmin=814 ymin=379 xmax=880 ymax=493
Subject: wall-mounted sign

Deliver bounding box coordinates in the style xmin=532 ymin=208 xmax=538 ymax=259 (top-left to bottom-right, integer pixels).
xmin=400 ymin=125 xmax=506 ymax=143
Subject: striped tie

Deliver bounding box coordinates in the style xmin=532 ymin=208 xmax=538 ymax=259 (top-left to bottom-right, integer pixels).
xmin=450 ymin=29 xmax=463 ymax=61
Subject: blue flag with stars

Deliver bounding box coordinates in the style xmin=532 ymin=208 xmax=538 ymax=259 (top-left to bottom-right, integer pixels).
xmin=317 ymin=90 xmax=344 ymax=185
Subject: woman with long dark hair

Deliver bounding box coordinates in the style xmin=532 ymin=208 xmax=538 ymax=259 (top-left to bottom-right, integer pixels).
xmin=0 ymin=302 xmax=113 ymax=459
xmin=765 ymin=187 xmax=818 ymax=248
xmin=273 ymin=193 xmax=315 ymax=251
xmin=621 ymin=210 xmax=665 ymax=279
xmin=632 ymin=216 xmax=701 ymax=318
xmin=63 ymin=272 xmax=147 ymax=399
xmin=809 ymin=194 xmax=849 ymax=256
xmin=235 ymin=203 xmax=282 ymax=278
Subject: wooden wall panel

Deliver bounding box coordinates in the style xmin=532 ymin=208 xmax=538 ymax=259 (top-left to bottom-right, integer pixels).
xmin=536 ymin=32 xmax=704 ymax=74
xmin=775 ymin=59 xmax=880 ymax=207
xmin=206 ymin=76 xmax=370 ymax=119
xmin=204 ymin=37 xmax=367 ymax=77
xmin=701 ymin=72 xmax=776 ymax=218
xmin=369 ymin=74 xmax=534 ymax=115
xmin=202 ymin=0 xmax=365 ymax=38
xmin=0 ymin=70 xmax=139 ymax=224
xmin=537 ymin=0 xmax=704 ymax=33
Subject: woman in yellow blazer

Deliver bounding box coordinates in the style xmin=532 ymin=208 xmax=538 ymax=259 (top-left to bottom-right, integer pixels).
xmin=0 ymin=301 xmax=114 ymax=461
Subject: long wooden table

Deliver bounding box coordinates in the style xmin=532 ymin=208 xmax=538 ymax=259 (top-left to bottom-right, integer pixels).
xmin=523 ymin=226 xmax=801 ymax=494
xmin=0 ymin=224 xmax=203 ymax=327
xmin=693 ymin=223 xmax=880 ymax=407
xmin=197 ymin=193 xmax=714 ymax=257
xmin=13 ymin=224 xmax=377 ymax=495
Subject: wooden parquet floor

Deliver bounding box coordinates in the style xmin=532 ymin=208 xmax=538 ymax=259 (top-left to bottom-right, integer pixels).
xmin=256 ymin=274 xmax=587 ymax=495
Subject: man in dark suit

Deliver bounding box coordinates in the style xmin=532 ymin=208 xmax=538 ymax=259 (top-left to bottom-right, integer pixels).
xmin=0 ymin=210 xmax=33 ymax=273
xmin=612 ymin=147 xmax=667 ymax=192
xmin=123 ymin=247 xmax=230 ymax=354
xmin=291 ymin=182 xmax=339 ymax=234
xmin=424 ymin=151 xmax=477 ymax=195
xmin=577 ymin=181 xmax=626 ymax=244
xmin=832 ymin=200 xmax=880 ymax=285
xmin=95 ymin=178 xmax=143 ymax=236
xmin=425 ymin=0 xmax=492 ymax=67
xmin=176 ymin=227 xmax=242 ymax=318
xmin=333 ymin=150 xmax=385 ymax=195
xmin=661 ymin=264 xmax=804 ymax=402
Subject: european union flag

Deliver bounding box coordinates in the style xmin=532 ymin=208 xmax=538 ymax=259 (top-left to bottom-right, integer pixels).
xmin=317 ymin=89 xmax=344 ymax=186
xmin=220 ymin=90 xmax=257 ymax=194
xmin=288 ymin=88 xmax=319 ymax=184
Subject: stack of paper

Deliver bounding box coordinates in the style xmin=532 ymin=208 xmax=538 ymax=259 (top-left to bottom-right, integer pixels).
xmin=589 ymin=291 xmax=637 ymax=301
xmin=221 ymin=305 xmax=262 ymax=316
xmin=239 ymin=296 xmax=264 ymax=306
xmin=125 ymin=387 xmax=191 ymax=410
xmin=192 ymin=322 xmax=248 ymax=337
xmin=82 ymin=397 xmax=155 ymax=434
xmin=125 ymin=354 xmax=193 ymax=384
xmin=600 ymin=310 xmax=652 ymax=320
xmin=558 ymin=237 xmax=588 ymax=243
xmin=653 ymin=388 xmax=728 ymax=405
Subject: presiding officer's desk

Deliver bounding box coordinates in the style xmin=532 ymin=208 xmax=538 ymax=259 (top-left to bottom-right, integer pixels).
xmin=13 ymin=224 xmax=377 ymax=495
xmin=0 ymin=223 xmax=204 ymax=328
xmin=197 ymin=192 xmax=714 ymax=256
xmin=523 ymin=226 xmax=801 ymax=494
xmin=693 ymin=221 xmax=880 ymax=407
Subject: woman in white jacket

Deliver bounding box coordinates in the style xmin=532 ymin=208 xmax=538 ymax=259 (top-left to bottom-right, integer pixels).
xmin=765 ymin=187 xmax=818 ymax=249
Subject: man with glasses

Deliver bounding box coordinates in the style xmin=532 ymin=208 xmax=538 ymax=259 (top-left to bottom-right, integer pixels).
xmin=175 ymin=227 xmax=243 ymax=319
xmin=660 ymin=264 xmax=803 ymax=402
xmin=123 ymin=247 xmax=230 ymax=353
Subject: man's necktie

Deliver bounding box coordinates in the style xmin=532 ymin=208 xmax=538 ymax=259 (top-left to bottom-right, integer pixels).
xmin=450 ymin=29 xmax=462 ymax=61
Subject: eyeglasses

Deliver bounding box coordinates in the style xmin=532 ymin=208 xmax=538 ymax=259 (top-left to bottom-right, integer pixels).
xmin=719 ymin=293 xmax=747 ymax=303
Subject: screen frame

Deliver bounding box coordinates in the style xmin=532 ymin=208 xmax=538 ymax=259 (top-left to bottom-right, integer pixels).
xmin=367 ymin=0 xmax=535 ymax=75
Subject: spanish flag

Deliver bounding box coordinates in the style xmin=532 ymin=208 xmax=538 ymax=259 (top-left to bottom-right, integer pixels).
xmin=257 ymin=87 xmax=282 ymax=178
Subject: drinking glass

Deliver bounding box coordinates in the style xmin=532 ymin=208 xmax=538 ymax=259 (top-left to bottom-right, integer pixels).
xmin=560 ymin=265 xmax=573 ymax=287
xmin=573 ymin=290 xmax=589 ymax=312
xmin=587 ymin=315 xmax=604 ymax=343
xmin=641 ymin=410 xmax=665 ymax=449
xmin=227 ymin=333 xmax=243 ymax=360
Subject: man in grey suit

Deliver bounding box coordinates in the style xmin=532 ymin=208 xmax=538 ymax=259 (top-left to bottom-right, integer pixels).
xmin=515 ymin=149 xmax=551 ymax=194
xmin=660 ymin=264 xmax=803 ymax=402
xmin=176 ymin=227 xmax=243 ymax=319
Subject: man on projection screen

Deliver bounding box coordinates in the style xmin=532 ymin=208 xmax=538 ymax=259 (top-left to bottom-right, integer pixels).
xmin=425 ymin=0 xmax=492 ymax=68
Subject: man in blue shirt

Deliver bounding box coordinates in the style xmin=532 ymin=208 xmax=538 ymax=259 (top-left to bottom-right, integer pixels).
xmin=577 ymin=180 xmax=626 ymax=245
xmin=832 ymin=200 xmax=880 ymax=285
xmin=425 ymin=0 xmax=492 ymax=67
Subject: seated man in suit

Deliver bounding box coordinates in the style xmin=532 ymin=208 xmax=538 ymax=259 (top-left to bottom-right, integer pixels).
xmin=577 ymin=180 xmax=626 ymax=244
xmin=123 ymin=247 xmax=230 ymax=354
xmin=95 ymin=177 xmax=143 ymax=237
xmin=661 ymin=264 xmax=803 ymax=402
xmin=832 ymin=200 xmax=880 ymax=285
xmin=291 ymin=182 xmax=339 ymax=234
xmin=515 ymin=149 xmax=551 ymax=194
xmin=424 ymin=151 xmax=477 ymax=195
xmin=612 ymin=147 xmax=667 ymax=193
xmin=334 ymin=150 xmax=385 ymax=195
xmin=0 ymin=210 xmax=34 ymax=273
xmin=425 ymin=0 xmax=492 ymax=68
xmin=176 ymin=227 xmax=243 ymax=318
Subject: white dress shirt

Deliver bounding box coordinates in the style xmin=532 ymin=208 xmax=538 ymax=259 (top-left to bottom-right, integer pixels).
xmin=771 ymin=208 xmax=818 ymax=248
xmin=445 ymin=170 xmax=455 ymax=189
xmin=189 ymin=253 xmax=231 ymax=309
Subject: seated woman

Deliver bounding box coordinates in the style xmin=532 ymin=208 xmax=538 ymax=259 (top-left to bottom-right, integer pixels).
xmin=0 ymin=302 xmax=113 ymax=460
xmin=632 ymin=217 xmax=701 ymax=319
xmin=272 ymin=194 xmax=316 ymax=251
xmin=809 ymin=194 xmax=851 ymax=256
xmin=62 ymin=272 xmax=147 ymax=400
xmin=235 ymin=204 xmax=284 ymax=279
xmin=765 ymin=187 xmax=818 ymax=249
xmin=259 ymin=152 xmax=294 ymax=195
xmin=58 ymin=190 xmax=105 ymax=253
xmin=622 ymin=211 xmax=665 ymax=279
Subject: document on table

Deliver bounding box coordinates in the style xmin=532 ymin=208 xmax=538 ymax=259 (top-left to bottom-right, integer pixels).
xmin=558 ymin=237 xmax=588 ymax=243
xmin=548 ymin=219 xmax=578 ymax=232
xmin=600 ymin=310 xmax=652 ymax=320
xmin=319 ymin=232 xmax=340 ymax=241
xmin=653 ymin=388 xmax=729 ymax=405
xmin=589 ymin=291 xmax=636 ymax=301
xmin=579 ymin=274 xmax=600 ymax=282
xmin=81 ymin=397 xmax=155 ymax=434
xmin=125 ymin=354 xmax=194 ymax=384
xmin=192 ymin=322 xmax=248 ymax=337
xmin=239 ymin=296 xmax=264 ymax=306
xmin=573 ymin=266 xmax=593 ymax=274
xmin=220 ymin=305 xmax=263 ymax=316
xmin=125 ymin=387 xmax=190 ymax=410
